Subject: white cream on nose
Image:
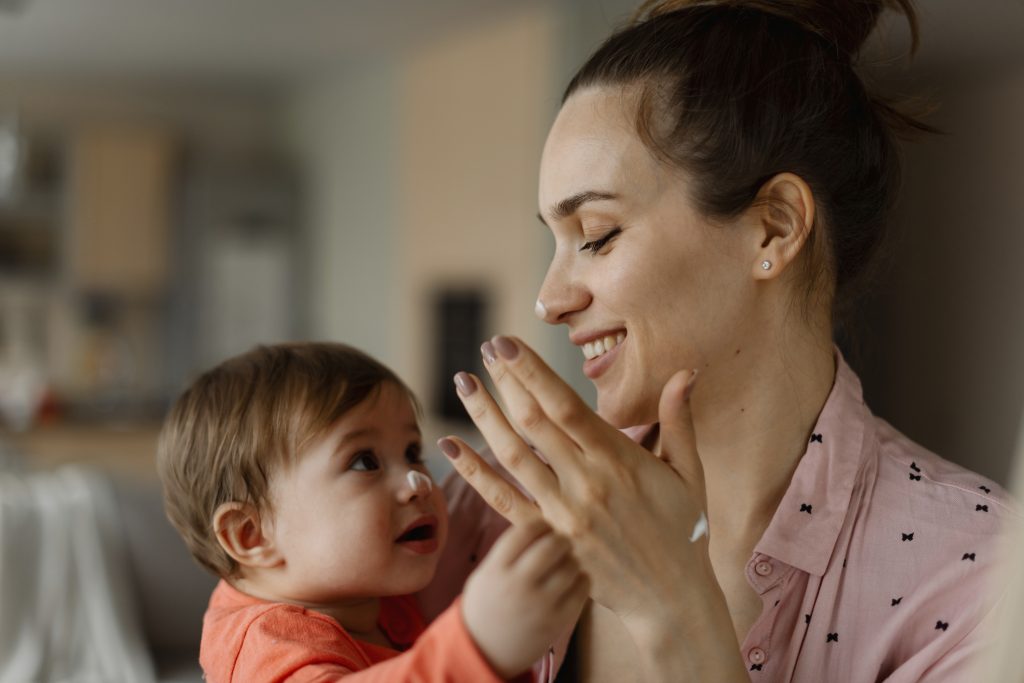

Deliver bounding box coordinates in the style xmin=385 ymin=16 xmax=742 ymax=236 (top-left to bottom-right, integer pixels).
xmin=406 ymin=470 xmax=433 ymax=495
xmin=534 ymin=299 xmax=547 ymax=319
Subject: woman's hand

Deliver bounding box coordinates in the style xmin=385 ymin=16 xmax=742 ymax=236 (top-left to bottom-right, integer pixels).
xmin=439 ymin=335 xmax=724 ymax=642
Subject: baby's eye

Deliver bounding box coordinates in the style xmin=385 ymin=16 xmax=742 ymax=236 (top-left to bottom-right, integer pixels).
xmin=405 ymin=443 xmax=424 ymax=466
xmin=349 ymin=450 xmax=380 ymax=471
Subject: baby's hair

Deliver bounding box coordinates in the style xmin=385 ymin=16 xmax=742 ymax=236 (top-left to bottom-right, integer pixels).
xmin=157 ymin=342 xmax=416 ymax=577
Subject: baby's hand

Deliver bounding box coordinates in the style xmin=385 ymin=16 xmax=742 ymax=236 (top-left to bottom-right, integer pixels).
xmin=461 ymin=518 xmax=589 ymax=680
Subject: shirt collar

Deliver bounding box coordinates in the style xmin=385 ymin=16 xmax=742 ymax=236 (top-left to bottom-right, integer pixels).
xmin=753 ymin=350 xmax=875 ymax=577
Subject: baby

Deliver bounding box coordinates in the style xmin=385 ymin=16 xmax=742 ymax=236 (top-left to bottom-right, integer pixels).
xmin=157 ymin=342 xmax=586 ymax=682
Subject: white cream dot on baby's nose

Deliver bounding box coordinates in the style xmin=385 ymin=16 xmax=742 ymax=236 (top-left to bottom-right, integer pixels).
xmin=406 ymin=470 xmax=433 ymax=494
xmin=534 ymin=299 xmax=547 ymax=319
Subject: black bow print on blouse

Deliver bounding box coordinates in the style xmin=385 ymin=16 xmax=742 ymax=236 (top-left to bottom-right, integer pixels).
xmin=827 ymin=633 xmax=839 ymax=643
xmin=963 ymin=553 xmax=976 ymax=561
xmin=902 ymin=532 xmax=914 ymax=541
xmin=891 ymin=597 xmax=902 ymax=606
xmin=979 ymin=485 xmax=991 ymax=494
xmin=810 ymin=433 xmax=823 ymax=443
xmin=800 ymin=503 xmax=813 ymax=514
xmin=910 ymin=462 xmax=921 ymax=472
xmin=750 ymin=664 xmax=763 ymax=671
xmin=909 ymin=474 xmax=922 ymax=481
xmin=935 ymin=621 xmax=949 ymax=631
xmin=976 ymin=504 xmax=989 ymax=512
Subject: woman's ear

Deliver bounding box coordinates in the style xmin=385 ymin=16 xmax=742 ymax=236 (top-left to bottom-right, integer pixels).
xmin=213 ymin=501 xmax=282 ymax=569
xmin=749 ymin=173 xmax=816 ymax=280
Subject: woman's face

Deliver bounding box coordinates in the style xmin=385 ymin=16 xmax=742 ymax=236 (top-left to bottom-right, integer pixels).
xmin=537 ymin=86 xmax=762 ymax=427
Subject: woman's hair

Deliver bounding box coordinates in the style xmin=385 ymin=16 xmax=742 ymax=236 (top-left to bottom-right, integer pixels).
xmin=156 ymin=342 xmax=416 ymax=577
xmin=565 ymin=0 xmax=934 ymax=318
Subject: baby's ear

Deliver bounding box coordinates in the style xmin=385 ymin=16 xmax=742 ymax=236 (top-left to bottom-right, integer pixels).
xmin=213 ymin=501 xmax=282 ymax=569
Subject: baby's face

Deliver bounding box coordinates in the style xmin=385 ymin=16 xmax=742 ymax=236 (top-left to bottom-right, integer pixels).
xmin=262 ymin=381 xmax=448 ymax=607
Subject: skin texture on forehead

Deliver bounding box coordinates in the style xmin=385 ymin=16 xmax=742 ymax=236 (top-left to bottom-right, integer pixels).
xmin=540 ymin=87 xmax=671 ymax=223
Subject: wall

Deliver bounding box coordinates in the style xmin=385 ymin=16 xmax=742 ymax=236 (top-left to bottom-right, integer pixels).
xmin=286 ymin=5 xmax=565 ymax=456
xmin=394 ymin=4 xmax=557 ymax=403
xmin=857 ymin=66 xmax=1024 ymax=484
xmin=286 ymin=61 xmax=399 ymax=361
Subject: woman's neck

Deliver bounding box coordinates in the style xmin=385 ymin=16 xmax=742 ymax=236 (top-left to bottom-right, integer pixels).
xmin=691 ymin=331 xmax=837 ymax=551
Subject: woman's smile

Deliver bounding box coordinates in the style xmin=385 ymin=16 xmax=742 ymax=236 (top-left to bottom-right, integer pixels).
xmin=577 ymin=330 xmax=627 ymax=380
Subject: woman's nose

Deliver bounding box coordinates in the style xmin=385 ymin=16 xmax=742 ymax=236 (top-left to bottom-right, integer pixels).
xmin=536 ymin=257 xmax=590 ymax=324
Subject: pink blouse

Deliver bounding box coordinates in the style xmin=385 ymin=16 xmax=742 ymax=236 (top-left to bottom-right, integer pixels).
xmin=418 ymin=355 xmax=1020 ymax=681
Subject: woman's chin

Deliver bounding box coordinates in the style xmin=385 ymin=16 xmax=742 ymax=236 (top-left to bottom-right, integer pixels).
xmin=596 ymin=396 xmax=655 ymax=430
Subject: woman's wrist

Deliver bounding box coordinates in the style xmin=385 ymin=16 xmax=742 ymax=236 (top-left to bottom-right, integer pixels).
xmin=621 ymin=585 xmax=747 ymax=682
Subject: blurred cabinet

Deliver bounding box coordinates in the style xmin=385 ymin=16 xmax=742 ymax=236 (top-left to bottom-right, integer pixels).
xmin=66 ymin=126 xmax=175 ymax=296
xmin=0 ymin=124 xmax=180 ymax=426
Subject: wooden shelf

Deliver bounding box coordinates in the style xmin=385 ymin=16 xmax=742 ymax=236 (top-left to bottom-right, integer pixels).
xmin=2 ymin=422 xmax=162 ymax=480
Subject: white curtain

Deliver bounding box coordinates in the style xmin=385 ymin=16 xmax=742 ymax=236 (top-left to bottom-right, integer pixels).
xmin=0 ymin=465 xmax=155 ymax=683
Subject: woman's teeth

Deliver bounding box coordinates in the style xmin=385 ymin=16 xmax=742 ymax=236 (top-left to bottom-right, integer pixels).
xmin=582 ymin=333 xmax=625 ymax=360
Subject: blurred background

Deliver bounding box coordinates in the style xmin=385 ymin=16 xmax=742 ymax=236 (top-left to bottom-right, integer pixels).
xmin=0 ymin=0 xmax=1021 ymax=681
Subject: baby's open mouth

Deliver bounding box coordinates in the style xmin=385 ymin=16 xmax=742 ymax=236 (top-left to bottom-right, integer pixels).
xmin=395 ymin=516 xmax=437 ymax=543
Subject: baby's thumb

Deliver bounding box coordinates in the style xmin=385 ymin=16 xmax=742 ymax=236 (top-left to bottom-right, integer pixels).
xmin=657 ymin=369 xmax=703 ymax=485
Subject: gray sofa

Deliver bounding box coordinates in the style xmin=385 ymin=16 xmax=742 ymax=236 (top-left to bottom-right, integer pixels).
xmin=114 ymin=475 xmax=217 ymax=683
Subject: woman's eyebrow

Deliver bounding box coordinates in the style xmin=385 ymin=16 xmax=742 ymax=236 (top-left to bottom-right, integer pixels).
xmin=539 ymin=190 xmax=618 ymax=226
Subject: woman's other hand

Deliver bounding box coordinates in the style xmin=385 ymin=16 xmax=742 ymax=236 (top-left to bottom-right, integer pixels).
xmin=460 ymin=518 xmax=589 ymax=680
xmin=441 ymin=335 xmax=723 ymax=643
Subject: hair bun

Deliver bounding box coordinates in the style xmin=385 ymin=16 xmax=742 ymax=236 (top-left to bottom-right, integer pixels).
xmin=633 ymin=0 xmax=920 ymax=57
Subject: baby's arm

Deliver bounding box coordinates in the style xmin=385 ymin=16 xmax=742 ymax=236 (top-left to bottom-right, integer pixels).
xmin=228 ymin=520 xmax=584 ymax=683
xmin=273 ymin=597 xmax=517 ymax=683
xmin=461 ymin=518 xmax=590 ymax=679
xmin=293 ymin=520 xmax=584 ymax=683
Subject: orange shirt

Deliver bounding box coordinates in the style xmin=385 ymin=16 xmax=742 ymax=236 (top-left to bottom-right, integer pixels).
xmin=201 ymin=580 xmax=515 ymax=683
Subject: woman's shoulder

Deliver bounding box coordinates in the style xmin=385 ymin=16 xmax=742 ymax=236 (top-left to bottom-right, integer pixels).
xmin=832 ymin=418 xmax=1021 ymax=676
xmin=870 ymin=416 xmax=1020 ymax=524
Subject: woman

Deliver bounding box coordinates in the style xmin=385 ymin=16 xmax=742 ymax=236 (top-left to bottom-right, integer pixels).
xmin=421 ymin=0 xmax=1019 ymax=680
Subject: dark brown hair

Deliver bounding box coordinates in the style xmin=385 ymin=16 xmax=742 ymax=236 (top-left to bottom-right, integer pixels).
xmin=565 ymin=0 xmax=934 ymax=316
xmin=156 ymin=342 xmax=416 ymax=577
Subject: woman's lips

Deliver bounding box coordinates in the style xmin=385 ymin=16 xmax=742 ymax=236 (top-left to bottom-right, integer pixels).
xmin=582 ymin=335 xmax=625 ymax=380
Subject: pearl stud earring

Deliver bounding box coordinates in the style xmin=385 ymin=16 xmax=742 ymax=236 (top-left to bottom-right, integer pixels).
xmin=761 ymin=260 xmax=773 ymax=271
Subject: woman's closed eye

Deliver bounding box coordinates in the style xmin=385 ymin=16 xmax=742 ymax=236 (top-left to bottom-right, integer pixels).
xmin=579 ymin=227 xmax=622 ymax=255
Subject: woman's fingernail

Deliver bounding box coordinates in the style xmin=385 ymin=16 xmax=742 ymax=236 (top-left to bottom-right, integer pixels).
xmin=682 ymin=369 xmax=699 ymax=401
xmin=454 ymin=372 xmax=475 ymax=396
xmin=437 ymin=437 xmax=460 ymax=459
xmin=493 ymin=335 xmax=518 ymax=360
xmin=480 ymin=341 xmax=496 ymax=364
